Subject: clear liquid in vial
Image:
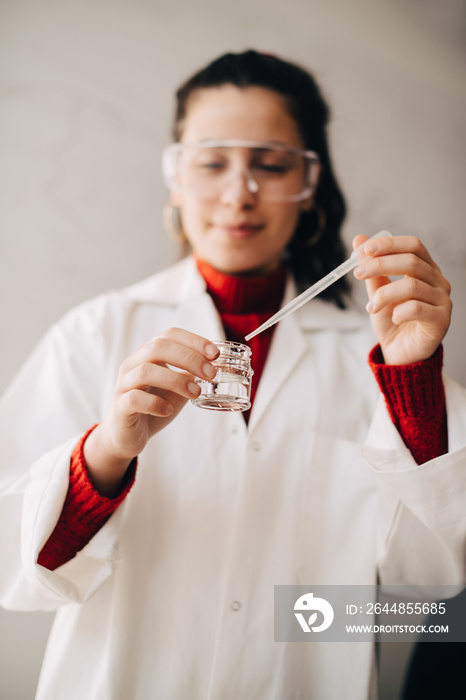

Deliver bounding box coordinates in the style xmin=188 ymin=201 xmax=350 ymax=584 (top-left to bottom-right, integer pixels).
xmin=192 ymin=371 xmax=251 ymax=411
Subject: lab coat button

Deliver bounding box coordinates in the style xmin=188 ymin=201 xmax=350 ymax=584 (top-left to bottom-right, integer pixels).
xmin=231 ymin=601 xmax=241 ymax=611
xmin=251 ymin=441 xmax=261 ymax=451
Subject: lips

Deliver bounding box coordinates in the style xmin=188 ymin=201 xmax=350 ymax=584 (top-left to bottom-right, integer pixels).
xmin=212 ymin=222 xmax=264 ymax=239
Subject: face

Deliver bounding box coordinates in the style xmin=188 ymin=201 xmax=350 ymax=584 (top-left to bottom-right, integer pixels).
xmin=172 ymin=85 xmax=317 ymax=276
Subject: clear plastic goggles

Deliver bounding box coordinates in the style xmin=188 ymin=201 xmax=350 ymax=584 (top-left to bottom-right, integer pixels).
xmin=162 ymin=139 xmax=320 ymax=202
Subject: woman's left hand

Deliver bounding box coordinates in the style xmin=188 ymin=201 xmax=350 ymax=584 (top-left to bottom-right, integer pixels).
xmin=353 ymin=234 xmax=452 ymax=365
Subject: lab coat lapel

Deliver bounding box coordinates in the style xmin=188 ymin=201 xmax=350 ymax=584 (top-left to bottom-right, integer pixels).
xmin=247 ymin=277 xmax=367 ymax=431
xmin=170 ymin=262 xmax=225 ymax=343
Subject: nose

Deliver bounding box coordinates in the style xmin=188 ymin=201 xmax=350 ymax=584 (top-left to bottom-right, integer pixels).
xmin=219 ymin=168 xmax=259 ymax=207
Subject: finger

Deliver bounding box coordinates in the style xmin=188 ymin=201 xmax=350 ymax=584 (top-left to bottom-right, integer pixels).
xmin=354 ymin=252 xmax=441 ymax=288
xmin=352 ymin=234 xmax=369 ymax=250
xmin=353 ymin=233 xmax=449 ymax=288
xmin=352 ymin=234 xmax=393 ymax=302
xmin=361 ymin=235 xmax=439 ymax=269
xmin=390 ymin=299 xmax=451 ymax=328
xmin=121 ymin=330 xmax=219 ymax=379
xmin=365 ymin=276 xmax=448 ymax=314
xmin=352 ymin=235 xmax=390 ymax=301
xmin=122 ymin=389 xmax=174 ymax=418
xmin=159 ymin=327 xmax=220 ymax=360
xmin=121 ymin=362 xmax=203 ymax=399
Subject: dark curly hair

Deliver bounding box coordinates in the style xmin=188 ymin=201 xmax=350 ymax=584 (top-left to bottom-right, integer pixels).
xmin=172 ymin=49 xmax=350 ymax=307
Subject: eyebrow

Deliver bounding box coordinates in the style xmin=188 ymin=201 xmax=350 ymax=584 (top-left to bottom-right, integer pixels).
xmin=187 ymin=139 xmax=312 ymax=155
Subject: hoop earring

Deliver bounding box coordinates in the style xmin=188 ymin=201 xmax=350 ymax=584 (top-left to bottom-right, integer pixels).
xmin=163 ymin=204 xmax=187 ymax=243
xmin=303 ymin=205 xmax=326 ymax=248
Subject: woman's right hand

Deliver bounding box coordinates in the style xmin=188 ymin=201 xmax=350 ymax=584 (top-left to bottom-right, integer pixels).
xmin=83 ymin=328 xmax=219 ymax=496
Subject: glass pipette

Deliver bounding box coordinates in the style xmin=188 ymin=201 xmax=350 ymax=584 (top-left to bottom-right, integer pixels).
xmin=245 ymin=230 xmax=391 ymax=342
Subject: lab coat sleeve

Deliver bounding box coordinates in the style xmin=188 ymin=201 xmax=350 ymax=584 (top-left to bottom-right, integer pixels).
xmin=360 ymin=375 xmax=466 ymax=588
xmin=0 ymin=299 xmax=129 ymax=611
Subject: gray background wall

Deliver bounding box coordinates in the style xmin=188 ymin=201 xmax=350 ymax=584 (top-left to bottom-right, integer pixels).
xmin=1 ymin=0 xmax=465 ymax=697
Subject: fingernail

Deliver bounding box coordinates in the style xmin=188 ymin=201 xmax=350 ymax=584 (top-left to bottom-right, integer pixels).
xmin=188 ymin=381 xmax=200 ymax=396
xmin=203 ymin=363 xmax=216 ymax=379
xmin=205 ymin=344 xmax=218 ymax=358
xmin=354 ymin=265 xmax=365 ymax=277
xmin=366 ymin=300 xmax=375 ymax=313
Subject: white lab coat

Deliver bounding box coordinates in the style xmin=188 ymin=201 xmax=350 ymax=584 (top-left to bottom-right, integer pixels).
xmin=1 ymin=256 xmax=465 ymax=700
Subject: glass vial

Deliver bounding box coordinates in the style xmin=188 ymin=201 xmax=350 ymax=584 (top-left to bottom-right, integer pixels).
xmin=192 ymin=341 xmax=253 ymax=412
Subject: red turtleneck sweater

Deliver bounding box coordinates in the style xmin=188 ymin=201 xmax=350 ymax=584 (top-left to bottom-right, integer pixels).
xmin=37 ymin=260 xmax=447 ymax=571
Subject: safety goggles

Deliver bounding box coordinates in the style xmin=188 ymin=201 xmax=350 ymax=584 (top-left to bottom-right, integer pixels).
xmin=162 ymin=139 xmax=320 ymax=202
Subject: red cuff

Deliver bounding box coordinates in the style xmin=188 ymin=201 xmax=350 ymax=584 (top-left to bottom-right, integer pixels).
xmin=368 ymin=345 xmax=448 ymax=464
xmin=37 ymin=425 xmax=137 ymax=571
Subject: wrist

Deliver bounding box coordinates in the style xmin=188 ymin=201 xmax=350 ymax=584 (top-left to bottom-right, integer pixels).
xmin=370 ymin=343 xmax=443 ymax=368
xmin=83 ymin=424 xmax=134 ymax=497
xmin=378 ymin=342 xmax=442 ymax=367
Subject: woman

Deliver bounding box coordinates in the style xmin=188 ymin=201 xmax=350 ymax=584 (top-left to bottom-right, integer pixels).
xmin=0 ymin=50 xmax=464 ymax=700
